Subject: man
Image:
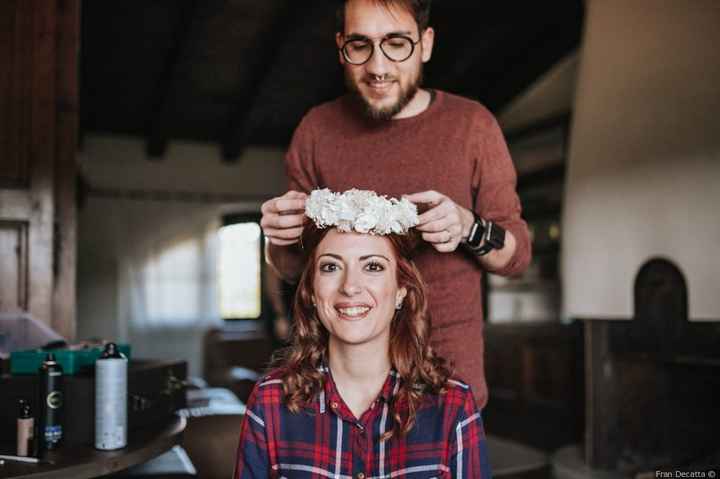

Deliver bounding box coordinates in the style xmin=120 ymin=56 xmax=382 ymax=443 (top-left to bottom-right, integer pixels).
xmin=260 ymin=0 xmax=531 ymax=408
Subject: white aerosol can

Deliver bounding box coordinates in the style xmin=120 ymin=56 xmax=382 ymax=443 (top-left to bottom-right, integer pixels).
xmin=95 ymin=343 xmax=127 ymax=450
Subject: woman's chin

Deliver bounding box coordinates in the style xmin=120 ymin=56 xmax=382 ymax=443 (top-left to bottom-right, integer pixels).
xmin=330 ymin=327 xmax=385 ymax=348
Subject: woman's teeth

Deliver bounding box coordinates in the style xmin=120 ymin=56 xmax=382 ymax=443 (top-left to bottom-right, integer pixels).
xmin=337 ymin=306 xmax=371 ymax=317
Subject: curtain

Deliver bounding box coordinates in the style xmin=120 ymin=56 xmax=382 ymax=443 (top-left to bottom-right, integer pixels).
xmin=112 ymin=199 xmax=224 ymax=376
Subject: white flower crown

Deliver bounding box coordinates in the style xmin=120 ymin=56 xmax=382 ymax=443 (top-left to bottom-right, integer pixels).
xmin=305 ymin=188 xmax=419 ymax=235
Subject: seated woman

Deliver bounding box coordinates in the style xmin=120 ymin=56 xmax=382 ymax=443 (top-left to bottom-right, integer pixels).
xmin=235 ymin=189 xmax=491 ymax=478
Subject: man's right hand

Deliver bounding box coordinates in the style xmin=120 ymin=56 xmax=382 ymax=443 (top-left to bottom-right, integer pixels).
xmin=260 ymin=190 xmax=308 ymax=246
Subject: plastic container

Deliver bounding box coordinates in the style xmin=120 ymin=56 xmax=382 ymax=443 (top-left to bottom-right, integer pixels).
xmin=10 ymin=344 xmax=131 ymax=375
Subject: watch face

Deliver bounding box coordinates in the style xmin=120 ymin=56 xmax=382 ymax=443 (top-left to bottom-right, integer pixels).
xmin=467 ymin=220 xmax=485 ymax=247
xmin=487 ymin=223 xmax=506 ymax=249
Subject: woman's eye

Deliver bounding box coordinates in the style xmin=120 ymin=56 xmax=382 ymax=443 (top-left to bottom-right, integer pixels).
xmin=319 ymin=262 xmax=339 ymax=273
xmin=365 ymin=261 xmax=385 ymax=272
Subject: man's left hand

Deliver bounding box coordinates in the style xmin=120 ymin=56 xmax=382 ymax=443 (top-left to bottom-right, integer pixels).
xmin=403 ymin=190 xmax=475 ymax=253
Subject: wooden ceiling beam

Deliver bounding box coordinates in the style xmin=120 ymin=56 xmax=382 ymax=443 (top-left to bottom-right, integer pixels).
xmin=144 ymin=0 xmax=200 ymax=159
xmin=220 ymin=4 xmax=305 ymax=163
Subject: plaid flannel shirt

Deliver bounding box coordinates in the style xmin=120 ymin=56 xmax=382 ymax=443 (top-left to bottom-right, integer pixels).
xmin=235 ymin=367 xmax=491 ymax=478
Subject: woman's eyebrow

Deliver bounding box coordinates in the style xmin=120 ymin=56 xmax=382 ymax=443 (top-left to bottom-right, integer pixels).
xmin=359 ymin=254 xmax=390 ymax=262
xmin=318 ymin=253 xmax=343 ymax=261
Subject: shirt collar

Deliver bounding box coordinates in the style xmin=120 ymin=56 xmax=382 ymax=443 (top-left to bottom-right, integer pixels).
xmin=317 ymin=364 xmax=399 ymax=415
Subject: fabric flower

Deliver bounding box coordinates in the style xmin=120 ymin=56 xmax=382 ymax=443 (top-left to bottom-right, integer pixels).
xmin=305 ymin=189 xmax=419 ymax=235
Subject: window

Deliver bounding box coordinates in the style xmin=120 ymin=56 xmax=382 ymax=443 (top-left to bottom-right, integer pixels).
xmin=218 ymin=217 xmax=263 ymax=319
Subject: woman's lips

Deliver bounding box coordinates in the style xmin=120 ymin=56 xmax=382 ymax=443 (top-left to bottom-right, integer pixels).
xmin=335 ymin=304 xmax=372 ymax=320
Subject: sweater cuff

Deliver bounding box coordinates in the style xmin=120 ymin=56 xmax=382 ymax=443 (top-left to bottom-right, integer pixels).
xmin=485 ymin=221 xmax=532 ymax=278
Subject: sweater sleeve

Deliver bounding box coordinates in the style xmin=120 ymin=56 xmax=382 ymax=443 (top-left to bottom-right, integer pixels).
xmin=286 ymin=111 xmax=320 ymax=193
xmin=472 ymin=111 xmax=532 ymax=277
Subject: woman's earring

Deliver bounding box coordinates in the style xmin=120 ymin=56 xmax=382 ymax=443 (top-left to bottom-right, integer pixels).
xmin=395 ymin=301 xmax=402 ymax=310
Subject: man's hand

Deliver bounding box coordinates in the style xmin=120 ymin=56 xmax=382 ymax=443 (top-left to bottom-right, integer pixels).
xmin=403 ymin=190 xmax=475 ymax=253
xmin=260 ymin=190 xmax=308 ymax=246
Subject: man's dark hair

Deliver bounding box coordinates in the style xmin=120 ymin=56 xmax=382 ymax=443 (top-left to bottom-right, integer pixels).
xmin=336 ymin=0 xmax=432 ymax=33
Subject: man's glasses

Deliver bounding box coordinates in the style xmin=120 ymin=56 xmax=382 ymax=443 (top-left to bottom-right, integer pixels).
xmin=340 ymin=35 xmax=421 ymax=65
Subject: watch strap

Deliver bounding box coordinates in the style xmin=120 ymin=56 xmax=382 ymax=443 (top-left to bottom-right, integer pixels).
xmin=464 ymin=218 xmax=506 ymax=256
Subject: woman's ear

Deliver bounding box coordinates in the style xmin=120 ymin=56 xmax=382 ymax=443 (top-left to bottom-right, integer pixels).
xmin=395 ymin=287 xmax=407 ymax=309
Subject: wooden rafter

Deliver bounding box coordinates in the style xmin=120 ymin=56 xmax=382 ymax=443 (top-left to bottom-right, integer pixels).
xmin=144 ymin=0 xmax=200 ymax=159
xmin=220 ymin=3 xmax=305 ymax=163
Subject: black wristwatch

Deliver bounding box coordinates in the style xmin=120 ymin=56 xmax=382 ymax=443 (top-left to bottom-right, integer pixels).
xmin=464 ymin=214 xmax=506 ymax=256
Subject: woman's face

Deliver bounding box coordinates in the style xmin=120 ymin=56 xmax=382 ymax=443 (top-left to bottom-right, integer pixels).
xmin=312 ymin=229 xmax=407 ymax=349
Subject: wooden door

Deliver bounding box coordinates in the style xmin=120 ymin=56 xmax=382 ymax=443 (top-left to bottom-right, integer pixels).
xmin=0 ymin=0 xmax=79 ymax=339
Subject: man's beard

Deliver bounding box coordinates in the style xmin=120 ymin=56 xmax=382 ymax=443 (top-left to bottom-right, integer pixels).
xmin=345 ymin=68 xmax=423 ymax=122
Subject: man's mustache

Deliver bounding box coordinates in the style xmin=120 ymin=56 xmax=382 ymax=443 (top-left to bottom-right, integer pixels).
xmin=364 ymin=74 xmax=396 ymax=82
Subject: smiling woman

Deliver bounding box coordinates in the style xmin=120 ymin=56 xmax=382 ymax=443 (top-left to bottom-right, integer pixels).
xmin=234 ymin=189 xmax=492 ymax=479
xmin=312 ymin=230 xmax=407 ymax=350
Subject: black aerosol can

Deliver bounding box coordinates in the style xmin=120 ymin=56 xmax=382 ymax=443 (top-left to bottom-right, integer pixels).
xmin=38 ymin=353 xmax=64 ymax=450
xmin=95 ymin=342 xmax=128 ymax=450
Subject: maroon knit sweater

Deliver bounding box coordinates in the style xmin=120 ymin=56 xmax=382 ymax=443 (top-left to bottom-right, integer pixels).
xmin=285 ymin=90 xmax=531 ymax=408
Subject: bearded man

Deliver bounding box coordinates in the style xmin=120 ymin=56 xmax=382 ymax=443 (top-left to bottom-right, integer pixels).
xmin=260 ymin=0 xmax=531 ymax=409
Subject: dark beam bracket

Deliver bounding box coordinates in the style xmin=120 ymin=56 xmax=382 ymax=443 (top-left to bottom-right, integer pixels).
xmin=220 ymin=4 xmax=306 ymax=163
xmin=144 ymin=0 xmax=200 ymax=159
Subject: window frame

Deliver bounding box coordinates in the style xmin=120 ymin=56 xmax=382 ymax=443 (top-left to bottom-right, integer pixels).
xmin=219 ymin=212 xmax=271 ymax=324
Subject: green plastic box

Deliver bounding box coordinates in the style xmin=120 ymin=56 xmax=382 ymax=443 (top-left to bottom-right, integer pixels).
xmin=10 ymin=344 xmax=131 ymax=375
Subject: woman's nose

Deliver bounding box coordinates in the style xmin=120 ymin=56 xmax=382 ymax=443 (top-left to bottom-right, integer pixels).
xmin=340 ymin=270 xmax=362 ymax=296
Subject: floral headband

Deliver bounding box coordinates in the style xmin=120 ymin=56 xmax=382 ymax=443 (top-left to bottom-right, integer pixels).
xmin=305 ymin=188 xmax=419 ymax=235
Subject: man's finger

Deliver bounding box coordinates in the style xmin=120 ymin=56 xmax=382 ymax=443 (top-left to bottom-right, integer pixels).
xmin=433 ymin=240 xmax=459 ymax=253
xmin=261 ymin=211 xmax=302 ymax=229
xmin=267 ymin=236 xmax=301 ymax=246
xmin=415 ymin=217 xmax=452 ymax=233
xmin=422 ymin=230 xmax=453 ymax=244
xmin=266 ymin=226 xmax=304 ymax=241
xmin=284 ymin=190 xmax=308 ymax=199
xmin=272 ymin=213 xmax=306 ymax=229
xmin=421 ymin=232 xmax=459 ymax=253
xmin=274 ymin=197 xmax=307 ymax=214
xmin=417 ymin=203 xmax=452 ymax=225
xmin=262 ymin=191 xmax=307 ymax=214
xmin=403 ymin=190 xmax=444 ymax=206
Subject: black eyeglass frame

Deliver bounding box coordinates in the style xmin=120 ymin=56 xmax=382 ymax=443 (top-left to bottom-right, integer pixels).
xmin=339 ymin=34 xmax=422 ymax=65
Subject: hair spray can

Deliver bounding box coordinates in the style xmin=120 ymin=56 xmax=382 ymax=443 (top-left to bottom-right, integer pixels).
xmin=95 ymin=342 xmax=128 ymax=450
xmin=38 ymin=353 xmax=64 ymax=450
xmin=16 ymin=399 xmax=35 ymax=456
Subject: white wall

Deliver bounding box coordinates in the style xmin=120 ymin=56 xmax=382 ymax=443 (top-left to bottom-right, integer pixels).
xmin=80 ymin=135 xmax=286 ymax=195
xmin=77 ymin=135 xmax=287 ymax=375
xmin=563 ymin=0 xmax=720 ymax=321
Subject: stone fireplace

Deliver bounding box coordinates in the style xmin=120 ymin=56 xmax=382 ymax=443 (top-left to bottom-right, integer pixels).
xmin=557 ymin=259 xmax=720 ymax=476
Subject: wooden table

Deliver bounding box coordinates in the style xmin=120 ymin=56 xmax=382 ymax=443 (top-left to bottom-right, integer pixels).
xmin=0 ymin=416 xmax=186 ymax=479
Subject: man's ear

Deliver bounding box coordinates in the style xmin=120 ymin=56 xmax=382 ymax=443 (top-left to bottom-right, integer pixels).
xmin=336 ymin=32 xmax=346 ymax=65
xmin=420 ymin=27 xmax=434 ymax=63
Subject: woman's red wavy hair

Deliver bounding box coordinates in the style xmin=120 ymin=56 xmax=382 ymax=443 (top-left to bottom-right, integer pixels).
xmin=274 ymin=224 xmax=452 ymax=439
